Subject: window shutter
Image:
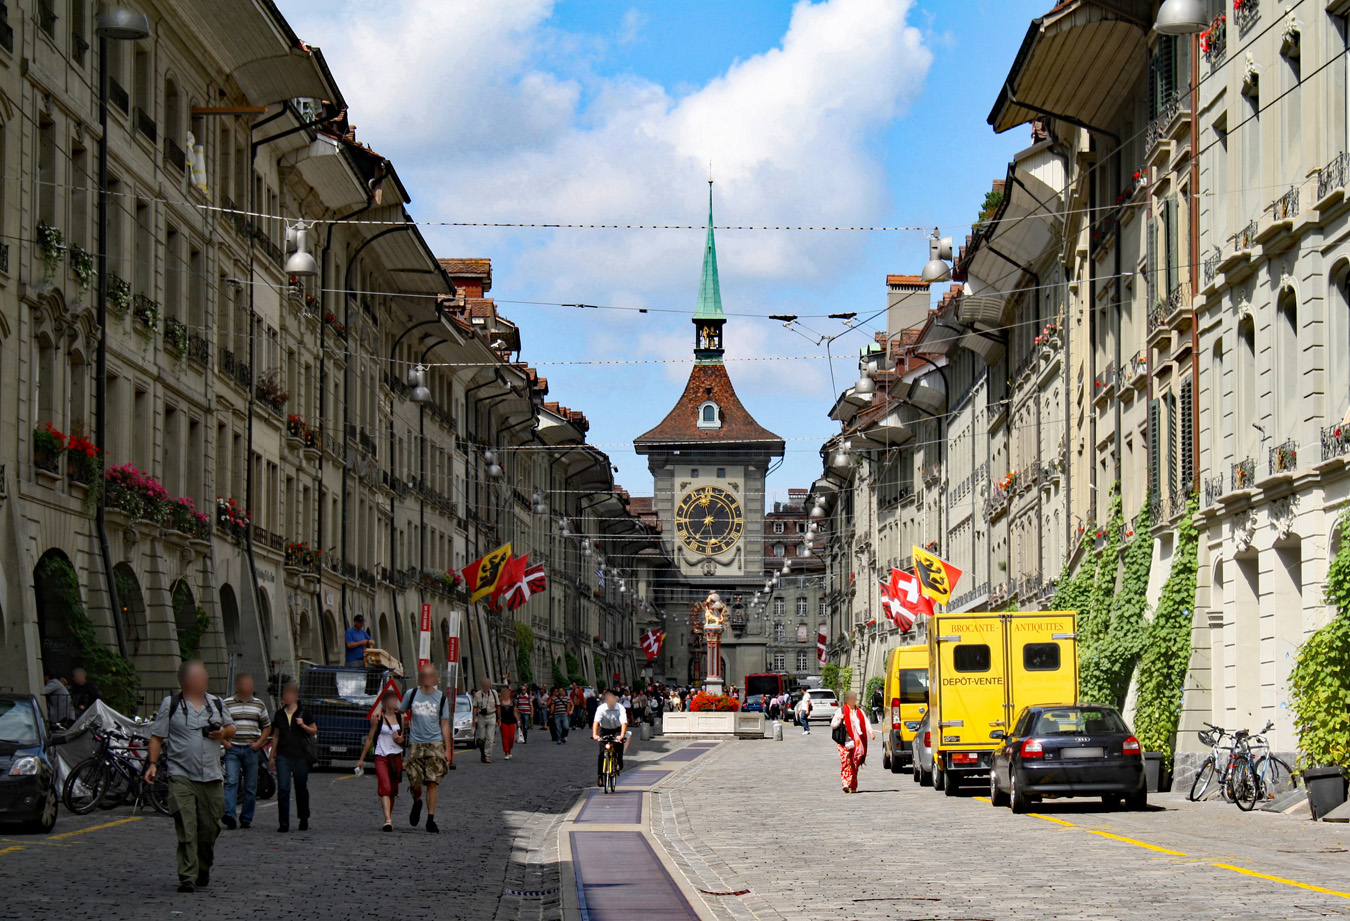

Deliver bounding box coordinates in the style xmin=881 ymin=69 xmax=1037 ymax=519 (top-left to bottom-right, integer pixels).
xmin=1166 ymin=393 xmax=1179 ymax=500
xmin=1164 ymin=195 xmax=1178 ymax=298
xmin=1148 ymin=398 xmax=1162 ymax=499
xmin=1146 ymin=215 xmax=1157 ymax=308
xmin=1180 ymin=379 xmax=1194 ymax=490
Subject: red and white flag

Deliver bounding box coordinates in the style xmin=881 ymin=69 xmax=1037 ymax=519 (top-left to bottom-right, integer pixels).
xmin=499 ymin=556 xmax=549 ymax=611
xmin=817 ymin=630 xmax=828 ymax=665
xmin=880 ymin=567 xmax=933 ymax=632
xmin=640 ymin=629 xmax=665 ymax=662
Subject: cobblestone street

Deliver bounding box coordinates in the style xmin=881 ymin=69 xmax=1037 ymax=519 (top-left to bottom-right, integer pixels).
xmin=8 ymin=728 xmax=1350 ymax=920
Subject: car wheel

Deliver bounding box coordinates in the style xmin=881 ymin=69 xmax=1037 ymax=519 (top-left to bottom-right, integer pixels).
xmin=933 ymin=765 xmax=946 ymax=791
xmin=23 ymin=785 xmax=58 ymax=834
xmin=920 ymin=765 xmax=933 ymax=787
xmin=943 ymin=770 xmax=961 ymax=796
xmin=1101 ymin=794 xmax=1122 ymax=810
xmin=912 ymin=760 xmax=921 ymax=784
xmin=883 ymin=750 xmax=891 ymax=771
xmin=1010 ymin=771 xmax=1029 ymax=814
xmin=1126 ymin=788 xmax=1148 ymax=811
xmin=990 ymin=767 xmax=1010 ymax=808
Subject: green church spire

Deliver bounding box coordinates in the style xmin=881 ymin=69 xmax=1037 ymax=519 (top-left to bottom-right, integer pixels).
xmin=695 ymin=181 xmax=724 ymax=321
xmin=693 ymin=181 xmax=726 ymax=363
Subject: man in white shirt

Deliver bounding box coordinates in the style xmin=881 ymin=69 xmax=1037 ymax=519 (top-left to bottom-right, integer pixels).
xmin=591 ymin=689 xmax=629 ymax=787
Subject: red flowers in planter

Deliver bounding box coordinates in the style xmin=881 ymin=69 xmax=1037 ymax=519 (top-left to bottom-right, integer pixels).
xmin=689 ymin=692 xmax=741 ymax=712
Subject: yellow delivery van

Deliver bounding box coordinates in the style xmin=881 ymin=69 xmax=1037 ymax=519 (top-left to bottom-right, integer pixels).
xmin=927 ymin=611 xmax=1077 ymax=794
xmin=882 ymin=644 xmax=929 ymax=774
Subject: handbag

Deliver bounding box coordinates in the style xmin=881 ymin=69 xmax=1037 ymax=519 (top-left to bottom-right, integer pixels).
xmin=515 ymin=726 xmax=525 ymax=744
xmin=256 ymin=763 xmax=276 ymax=800
xmin=831 ymin=721 xmax=849 ymax=746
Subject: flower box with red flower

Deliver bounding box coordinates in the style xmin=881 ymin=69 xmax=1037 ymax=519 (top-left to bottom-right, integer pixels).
xmin=65 ymin=433 xmax=103 ymax=484
xmin=689 ymin=692 xmax=741 ymax=712
xmin=33 ymin=423 xmax=67 ymax=475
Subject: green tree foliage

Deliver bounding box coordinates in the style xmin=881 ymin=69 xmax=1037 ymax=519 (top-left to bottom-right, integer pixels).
xmin=36 ymin=555 xmax=140 ymax=713
xmin=1132 ymin=495 xmax=1200 ymax=764
xmin=593 ymin=654 xmax=605 ymax=691
xmin=551 ymin=656 xmax=567 ymax=688
xmin=1289 ymin=513 xmax=1350 ymax=768
xmin=514 ymin=622 xmax=535 ymax=685
xmin=565 ymin=651 xmax=584 ymax=685
xmin=820 ymin=664 xmax=839 ymax=699
xmin=864 ymin=676 xmax=884 ymax=706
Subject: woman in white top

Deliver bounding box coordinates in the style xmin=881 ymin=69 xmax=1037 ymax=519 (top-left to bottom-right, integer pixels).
xmin=357 ymin=688 xmax=406 ymax=831
xmin=831 ymin=690 xmax=875 ymax=793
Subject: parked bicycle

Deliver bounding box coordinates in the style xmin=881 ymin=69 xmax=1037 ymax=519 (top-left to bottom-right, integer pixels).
xmin=1189 ymin=723 xmax=1235 ymax=802
xmin=63 ymin=726 xmax=170 ymax=816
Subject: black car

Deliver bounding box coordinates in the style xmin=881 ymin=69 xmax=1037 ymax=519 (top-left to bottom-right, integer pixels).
xmin=989 ymin=704 xmax=1146 ymax=813
xmin=0 ymin=694 xmax=63 ymax=832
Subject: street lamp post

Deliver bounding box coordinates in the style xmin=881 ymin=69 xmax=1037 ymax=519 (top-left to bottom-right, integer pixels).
xmin=94 ymin=7 xmax=149 ymax=658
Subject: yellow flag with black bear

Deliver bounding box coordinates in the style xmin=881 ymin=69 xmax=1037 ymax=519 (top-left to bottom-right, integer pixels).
xmin=462 ymin=543 xmax=513 ymax=603
xmin=911 ymin=545 xmax=963 ymax=606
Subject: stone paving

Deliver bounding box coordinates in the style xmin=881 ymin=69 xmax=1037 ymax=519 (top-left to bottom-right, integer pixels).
xmin=8 ymin=724 xmax=1350 ymax=920
xmin=0 ymin=727 xmax=664 ymax=921
xmin=649 ymin=728 xmax=1350 ymax=921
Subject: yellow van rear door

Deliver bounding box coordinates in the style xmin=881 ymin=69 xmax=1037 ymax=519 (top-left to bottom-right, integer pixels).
xmin=1006 ymin=612 xmax=1079 ymax=723
xmin=934 ymin=616 xmax=1006 ymax=750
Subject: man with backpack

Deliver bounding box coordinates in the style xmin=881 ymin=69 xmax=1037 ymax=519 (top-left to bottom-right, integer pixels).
xmin=399 ymin=664 xmax=451 ymax=833
xmin=144 ymin=659 xmax=236 ymax=893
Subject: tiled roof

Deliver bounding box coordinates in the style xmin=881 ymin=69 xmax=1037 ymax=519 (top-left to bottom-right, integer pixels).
xmin=438 ymin=258 xmax=491 ymax=277
xmin=634 ymin=363 xmax=784 ymax=449
xmin=886 ymin=274 xmax=927 ymax=286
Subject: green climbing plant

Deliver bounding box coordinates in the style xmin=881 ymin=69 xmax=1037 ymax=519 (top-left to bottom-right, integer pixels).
xmin=565 ymin=650 xmax=584 ymax=685
xmin=36 ymin=555 xmax=140 ymax=713
xmin=1289 ymin=512 xmax=1350 ymax=769
xmin=593 ymin=654 xmax=606 ymax=691
xmin=1097 ymin=493 xmax=1154 ymax=709
xmin=551 ymin=656 xmax=567 ymax=687
xmin=178 ymin=606 xmax=212 ymax=660
xmin=821 ymin=664 xmax=840 ymax=699
xmin=1132 ymin=495 xmax=1200 ymax=766
xmin=514 ymin=622 xmax=535 ymax=685
xmin=1080 ymin=487 xmax=1123 ymax=705
xmin=864 ymin=676 xmax=884 ymax=707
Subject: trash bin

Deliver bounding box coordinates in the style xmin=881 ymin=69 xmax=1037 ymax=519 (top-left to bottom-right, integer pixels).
xmin=1143 ymin=752 xmax=1164 ymax=793
xmin=1305 ymin=767 xmax=1348 ymax=820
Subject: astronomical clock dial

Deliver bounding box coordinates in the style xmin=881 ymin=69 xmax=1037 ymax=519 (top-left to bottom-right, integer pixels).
xmin=674 ymin=486 xmax=744 ymax=555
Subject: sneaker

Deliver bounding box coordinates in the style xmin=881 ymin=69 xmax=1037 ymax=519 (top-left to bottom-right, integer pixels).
xmin=426 ymin=816 xmax=439 ymax=834
xmin=221 ymin=815 xmax=237 ymax=830
xmin=505 ymin=754 xmax=511 ymax=760
xmin=195 ymin=871 xmax=210 ymax=888
xmin=239 ymin=821 xmax=251 ymax=829
xmin=298 ymin=818 xmax=308 ymax=831
xmin=177 ymin=883 xmax=196 ymax=894
xmin=410 ymin=799 xmax=423 ymax=827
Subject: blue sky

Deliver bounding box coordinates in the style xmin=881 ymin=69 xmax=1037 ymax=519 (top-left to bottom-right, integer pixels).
xmin=280 ymin=0 xmax=1038 ymax=503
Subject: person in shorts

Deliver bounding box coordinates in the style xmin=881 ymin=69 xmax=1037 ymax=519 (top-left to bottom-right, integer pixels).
xmin=357 ymin=688 xmax=405 ymax=831
xmin=399 ymin=664 xmax=450 ymax=834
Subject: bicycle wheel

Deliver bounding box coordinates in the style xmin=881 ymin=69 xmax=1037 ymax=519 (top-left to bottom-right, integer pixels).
xmin=1228 ymin=756 xmax=1259 ymax=811
xmin=146 ymin=766 xmax=171 ymax=816
xmin=1189 ymin=758 xmax=1216 ymax=801
xmin=1256 ymin=755 xmax=1297 ymax=795
xmin=63 ymin=759 xmax=110 ymax=815
xmin=99 ymin=767 xmax=132 ymax=809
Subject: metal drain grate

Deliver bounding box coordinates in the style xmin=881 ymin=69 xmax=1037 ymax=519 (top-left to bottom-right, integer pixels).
xmin=696 ymin=889 xmax=750 ymax=896
xmin=505 ymin=889 xmax=559 ymax=898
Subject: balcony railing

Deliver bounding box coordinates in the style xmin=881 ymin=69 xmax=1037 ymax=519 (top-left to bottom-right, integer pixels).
xmin=1234 ymin=0 xmax=1259 ymax=33
xmin=1147 ymin=300 xmax=1169 ymax=334
xmin=108 ymin=78 xmax=129 ymax=114
xmin=164 ymin=138 xmax=186 ymax=173
xmin=1319 ymin=152 xmax=1349 ymax=202
xmin=1203 ymin=473 xmax=1226 ymax=505
xmin=1146 ymin=90 xmax=1185 ymax=149
xmin=1202 ymin=13 xmax=1227 ymax=68
xmin=131 ymin=294 xmax=158 ymax=330
xmin=219 ymin=347 xmax=236 ymax=377
xmin=72 ymin=31 xmax=87 ymax=65
xmin=1231 ymin=219 xmax=1258 ymax=253
xmin=233 ymin=359 xmax=252 ymax=389
xmin=1323 ymin=425 xmax=1350 ymax=461
xmin=0 ymin=241 xmax=9 ymax=275
xmin=1232 ymin=457 xmax=1255 ymax=490
xmin=133 ymin=107 xmax=156 ymax=143
xmin=1203 ymin=247 xmax=1221 ymax=285
xmin=1269 ymin=438 xmax=1297 ymax=475
xmin=187 ymin=333 xmax=210 ymax=367
xmin=163 ymin=316 xmax=187 ymax=353
xmin=1267 ymin=186 xmax=1299 ymax=222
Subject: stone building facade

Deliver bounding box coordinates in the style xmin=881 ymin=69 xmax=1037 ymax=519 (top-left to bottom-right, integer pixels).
xmin=0 ymin=0 xmax=660 ymax=710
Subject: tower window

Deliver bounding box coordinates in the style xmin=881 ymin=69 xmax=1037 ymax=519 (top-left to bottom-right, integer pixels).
xmin=697 ymin=400 xmax=721 ymax=429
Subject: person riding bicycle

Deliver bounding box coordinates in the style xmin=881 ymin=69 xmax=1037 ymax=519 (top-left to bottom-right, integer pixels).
xmin=591 ymin=688 xmax=629 ymax=787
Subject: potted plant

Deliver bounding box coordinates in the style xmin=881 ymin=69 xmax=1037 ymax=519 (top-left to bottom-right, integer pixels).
xmin=1290 ymin=514 xmax=1350 ymax=819
xmin=65 ymin=431 xmax=102 ymax=485
xmin=69 ymin=244 xmax=95 ymax=294
xmin=33 ymin=422 xmax=67 ymax=474
xmin=36 ymin=221 xmax=64 ymax=279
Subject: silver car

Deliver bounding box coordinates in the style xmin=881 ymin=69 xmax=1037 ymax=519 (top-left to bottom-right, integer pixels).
xmin=452 ymin=693 xmax=473 ymax=746
xmin=912 ymin=712 xmax=934 ymax=787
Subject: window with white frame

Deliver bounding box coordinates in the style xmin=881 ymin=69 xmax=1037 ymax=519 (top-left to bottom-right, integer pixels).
xmin=774 ymin=598 xmax=785 ymax=618
xmin=774 ymin=521 xmax=784 ymax=534
xmin=773 ymin=652 xmax=785 ymax=671
xmin=797 ymin=651 xmax=808 ymax=672
xmin=697 ymin=401 xmax=721 ymax=429
xmin=774 ymin=622 xmax=785 ymax=643
xmin=796 ymin=597 xmax=808 ymax=618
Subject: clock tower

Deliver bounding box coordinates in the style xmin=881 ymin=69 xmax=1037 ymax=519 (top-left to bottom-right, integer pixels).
xmin=635 ymin=185 xmax=784 ymax=685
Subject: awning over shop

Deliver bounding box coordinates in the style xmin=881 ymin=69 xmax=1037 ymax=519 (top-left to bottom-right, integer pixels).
xmin=987 ymin=0 xmax=1149 ymax=135
xmin=190 ymin=1 xmax=346 ymax=107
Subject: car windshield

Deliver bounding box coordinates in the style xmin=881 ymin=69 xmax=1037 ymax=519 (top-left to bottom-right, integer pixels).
xmin=1031 ymin=708 xmax=1127 ymax=736
xmin=455 ymin=694 xmax=471 ymax=714
xmin=808 ymin=691 xmax=836 ymax=701
xmin=0 ymin=700 xmax=39 ymax=746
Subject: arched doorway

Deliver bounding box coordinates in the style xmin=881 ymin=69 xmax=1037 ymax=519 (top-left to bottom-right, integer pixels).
xmin=32 ymin=550 xmax=82 ymax=680
xmin=296 ymin=610 xmax=316 ymax=663
xmin=323 ymin=610 xmax=339 ymax=665
xmin=377 ymin=613 xmax=390 ymax=651
xmin=172 ymin=580 xmax=207 ymax=660
xmin=216 ymin=583 xmax=239 ymax=664
xmin=112 ymin=563 xmax=148 ymax=658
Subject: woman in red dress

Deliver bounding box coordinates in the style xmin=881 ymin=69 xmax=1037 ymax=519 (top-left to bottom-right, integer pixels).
xmin=831 ymin=690 xmax=875 ymax=793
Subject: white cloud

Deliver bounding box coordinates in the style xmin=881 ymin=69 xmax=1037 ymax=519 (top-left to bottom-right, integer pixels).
xmin=616 ymin=7 xmax=645 ymax=46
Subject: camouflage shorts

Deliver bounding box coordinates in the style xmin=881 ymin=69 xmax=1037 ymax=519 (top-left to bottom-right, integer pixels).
xmin=405 ymin=742 xmax=448 ymax=787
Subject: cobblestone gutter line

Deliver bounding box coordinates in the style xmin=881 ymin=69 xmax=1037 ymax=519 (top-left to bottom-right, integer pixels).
xmin=493 ymin=779 xmax=589 ymax=921
xmin=648 ymin=743 xmax=787 ymax=921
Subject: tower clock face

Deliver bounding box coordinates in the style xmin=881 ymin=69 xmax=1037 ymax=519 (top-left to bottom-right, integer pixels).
xmin=675 ymin=486 xmax=744 ymax=555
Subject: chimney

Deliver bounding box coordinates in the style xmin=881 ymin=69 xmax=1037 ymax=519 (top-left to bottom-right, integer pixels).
xmin=885 ymin=275 xmax=933 ymax=335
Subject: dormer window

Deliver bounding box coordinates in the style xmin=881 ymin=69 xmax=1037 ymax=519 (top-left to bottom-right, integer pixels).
xmin=697 ymin=400 xmax=721 ymax=430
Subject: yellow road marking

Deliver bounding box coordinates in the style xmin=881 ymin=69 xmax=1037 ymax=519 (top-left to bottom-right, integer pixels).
xmin=1211 ymin=863 xmax=1350 ymax=900
xmin=1027 ymin=813 xmax=1075 ymax=827
xmin=48 ymin=816 xmax=142 ymax=840
xmin=1088 ymin=830 xmax=1187 ymax=856
xmin=973 ymin=796 xmax=990 ymax=804
xmin=0 ymin=846 xmax=25 ymax=856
